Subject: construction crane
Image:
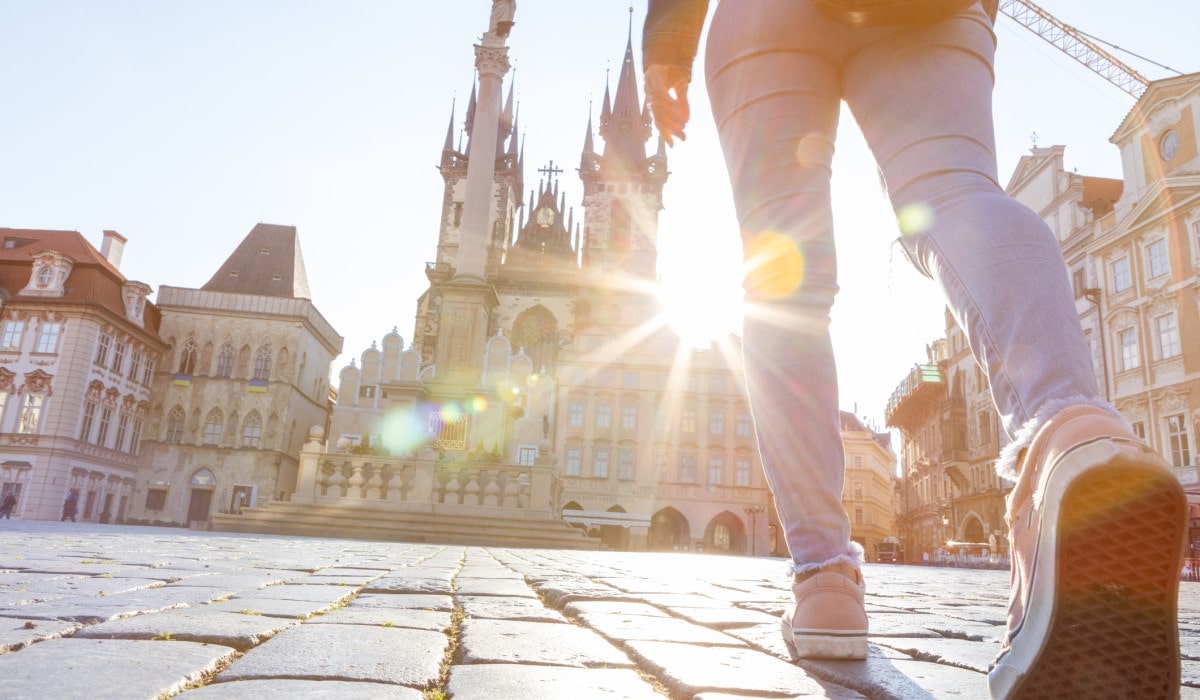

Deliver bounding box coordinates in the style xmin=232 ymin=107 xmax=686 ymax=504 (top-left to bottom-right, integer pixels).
xmin=999 ymin=0 xmax=1152 ymax=99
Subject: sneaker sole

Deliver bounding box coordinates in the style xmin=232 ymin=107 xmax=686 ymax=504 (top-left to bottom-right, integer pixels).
xmin=990 ymin=444 xmax=1185 ymax=699
xmin=780 ymin=616 xmax=868 ymax=660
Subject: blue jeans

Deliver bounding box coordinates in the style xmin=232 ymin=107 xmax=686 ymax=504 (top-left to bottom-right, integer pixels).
xmin=705 ymin=0 xmax=1103 ymax=573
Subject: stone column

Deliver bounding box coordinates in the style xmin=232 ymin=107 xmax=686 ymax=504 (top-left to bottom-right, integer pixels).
xmin=291 ymin=426 xmax=326 ymax=504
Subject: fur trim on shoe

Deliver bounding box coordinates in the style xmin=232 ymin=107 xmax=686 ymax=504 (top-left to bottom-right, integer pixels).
xmin=995 ymin=396 xmax=1130 ymax=481
xmin=790 ymin=541 xmax=865 ymax=577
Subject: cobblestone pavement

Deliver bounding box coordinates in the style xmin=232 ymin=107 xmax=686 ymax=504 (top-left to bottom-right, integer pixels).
xmin=1 ymin=522 xmax=1198 ymax=699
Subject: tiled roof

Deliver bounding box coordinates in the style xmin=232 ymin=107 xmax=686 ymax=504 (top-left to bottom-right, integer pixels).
xmin=201 ymin=223 xmax=311 ymax=299
xmin=0 ymin=228 xmax=162 ymax=335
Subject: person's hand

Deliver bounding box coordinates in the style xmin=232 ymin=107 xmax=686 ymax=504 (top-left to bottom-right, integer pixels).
xmin=644 ymin=64 xmax=691 ymax=146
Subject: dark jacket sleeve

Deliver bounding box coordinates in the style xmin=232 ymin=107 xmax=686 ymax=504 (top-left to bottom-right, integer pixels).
xmin=642 ymin=0 xmax=710 ymax=78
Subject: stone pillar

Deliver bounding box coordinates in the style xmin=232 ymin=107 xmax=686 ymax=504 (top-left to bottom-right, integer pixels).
xmin=455 ymin=22 xmax=512 ymax=282
xmin=292 ymin=426 xmax=326 ymax=504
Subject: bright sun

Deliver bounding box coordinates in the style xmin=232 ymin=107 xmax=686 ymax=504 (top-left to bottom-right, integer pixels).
xmin=657 ymin=271 xmax=744 ymax=349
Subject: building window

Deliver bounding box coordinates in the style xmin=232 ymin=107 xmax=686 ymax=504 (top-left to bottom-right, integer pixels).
xmin=1146 ymin=239 xmax=1170 ymax=280
xmin=79 ymin=400 xmax=97 ymax=442
xmin=1154 ymin=312 xmax=1181 ymax=359
xmin=1131 ymin=421 xmax=1146 ymax=440
xmin=517 ymin=445 xmax=537 ymax=466
xmin=735 ymin=458 xmax=751 ymax=486
xmin=35 ymin=322 xmax=61 ymax=353
xmin=111 ymin=340 xmax=126 ymax=374
xmin=145 ymin=489 xmax=167 ymax=511
xmin=978 ymin=410 xmax=992 ymax=445
xmin=597 ymin=369 xmax=614 ymax=387
xmin=565 ymin=446 xmax=582 ymax=476
xmin=655 ymin=408 xmax=670 ymax=433
xmin=202 ymin=411 xmax=223 ymax=446
xmin=1117 ymin=327 xmax=1140 ymax=371
xmin=854 ymin=480 xmax=864 ymax=500
xmin=165 ymin=407 xmax=185 ymax=443
xmin=709 ymin=410 xmax=725 ymax=435
xmin=178 ymin=339 xmax=197 ymax=375
xmin=216 ymin=344 xmax=235 ymax=378
xmin=708 ymin=457 xmax=724 ymax=486
xmin=595 ymin=403 xmax=612 ymax=429
xmin=1110 ymin=257 xmax=1131 ymax=293
xmin=736 ymin=413 xmax=752 ymax=437
xmin=681 ymin=409 xmax=697 ymax=434
xmin=253 ymin=346 xmax=272 ymax=381
xmin=242 ymin=413 xmax=262 ymax=448
xmin=622 ymin=371 xmax=639 ymax=389
xmin=114 ymin=413 xmax=129 ymax=452
xmin=128 ymin=350 xmax=142 ymax=381
xmin=680 ymin=453 xmax=696 ymax=482
xmin=143 ymin=358 xmax=155 ymax=385
xmin=593 ymin=448 xmax=610 ymax=478
xmin=854 ymin=455 xmax=863 ymax=468
xmin=130 ymin=416 xmax=144 ymax=454
xmin=1165 ymin=413 xmax=1192 ymax=469
xmin=1 ymin=321 xmax=24 ymax=352
xmin=854 ymin=508 xmax=865 ymax=525
xmin=654 ymin=451 xmax=669 ymax=481
xmin=97 ymin=406 xmax=113 ymax=447
xmin=713 ymin=524 xmax=731 ymax=550
xmin=359 ymin=385 xmax=376 ymax=399
xmin=18 ymin=394 xmax=44 ymax=434
xmin=568 ymin=402 xmax=585 ymax=427
xmin=95 ymin=333 xmax=111 ymax=366
xmin=618 ymin=448 xmax=635 ymax=479
xmin=621 ymin=405 xmax=637 ymax=431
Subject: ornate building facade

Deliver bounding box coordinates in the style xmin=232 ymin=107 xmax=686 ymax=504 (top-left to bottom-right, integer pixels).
xmin=326 ymin=26 xmax=775 ymax=553
xmin=129 ymin=223 xmax=342 ymax=526
xmin=0 ymin=228 xmax=164 ymax=522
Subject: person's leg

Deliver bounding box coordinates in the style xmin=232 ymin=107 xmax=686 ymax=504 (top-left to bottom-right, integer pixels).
xmin=845 ymin=7 xmax=1185 ymax=697
xmin=705 ymin=0 xmax=854 ymax=577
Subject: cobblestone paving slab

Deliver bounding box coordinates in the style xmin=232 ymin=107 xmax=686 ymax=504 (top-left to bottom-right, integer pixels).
xmin=350 ymin=593 xmax=454 ymax=611
xmin=564 ymin=600 xmax=673 ymax=618
xmin=800 ymin=657 xmax=987 ymax=699
xmin=207 ymin=597 xmax=338 ymax=619
xmin=363 ymin=576 xmax=455 ymax=594
xmin=447 ymin=664 xmax=664 ymax=699
xmin=579 ymin=611 xmax=746 ymax=646
xmin=871 ymin=637 xmax=1000 ymax=674
xmin=0 ymin=638 xmax=237 ymax=699
xmin=459 ymin=617 xmax=634 ymax=667
xmin=665 ymin=605 xmax=781 ymax=630
xmin=73 ymin=607 xmax=297 ymax=650
xmin=217 ymin=624 xmax=447 ymax=686
xmin=625 ymin=640 xmax=827 ymax=697
xmin=229 ymin=583 xmax=359 ymax=603
xmin=457 ymin=594 xmax=567 ymax=622
xmin=0 ymin=615 xmax=82 ymax=652
xmin=180 ymin=678 xmax=425 ymax=698
xmin=304 ymin=607 xmax=450 ymax=631
xmin=454 ymin=577 xmax=538 ymax=597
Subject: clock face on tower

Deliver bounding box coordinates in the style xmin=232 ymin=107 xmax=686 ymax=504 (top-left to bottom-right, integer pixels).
xmin=536 ymin=207 xmax=555 ymax=227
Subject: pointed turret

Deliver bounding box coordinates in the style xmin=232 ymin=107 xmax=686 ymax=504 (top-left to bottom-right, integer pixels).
xmin=443 ymin=100 xmax=457 ymax=152
xmin=599 ymin=73 xmax=612 ymax=128
xmin=464 ymin=79 xmax=478 ymax=138
xmin=602 ymin=30 xmax=652 ymax=169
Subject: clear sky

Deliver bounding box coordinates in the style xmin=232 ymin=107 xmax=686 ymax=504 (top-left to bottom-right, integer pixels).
xmin=1 ymin=1 xmax=1196 ymax=432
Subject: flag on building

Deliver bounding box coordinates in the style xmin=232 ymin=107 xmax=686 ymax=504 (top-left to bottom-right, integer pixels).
xmin=248 ymin=379 xmax=269 ymax=393
xmin=173 ymin=374 xmax=192 ymax=387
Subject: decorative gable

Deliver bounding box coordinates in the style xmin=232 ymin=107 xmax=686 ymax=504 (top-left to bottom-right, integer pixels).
xmin=122 ymin=281 xmax=152 ymax=327
xmin=20 ymin=251 xmax=74 ymax=298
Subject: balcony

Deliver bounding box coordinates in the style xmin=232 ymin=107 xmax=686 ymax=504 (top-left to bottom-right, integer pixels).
xmin=885 ymin=364 xmax=944 ymax=429
xmin=425 ymin=261 xmax=453 ymax=284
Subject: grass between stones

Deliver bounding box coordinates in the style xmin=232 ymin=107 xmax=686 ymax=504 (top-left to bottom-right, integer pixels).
xmin=423 ymin=550 xmax=466 ymax=700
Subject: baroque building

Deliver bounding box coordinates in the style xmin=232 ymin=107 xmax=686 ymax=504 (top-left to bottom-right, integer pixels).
xmin=838 ymin=411 xmax=898 ymax=562
xmin=129 ymin=223 xmax=343 ymax=526
xmin=890 ymin=70 xmax=1200 ymax=563
xmin=0 ymin=228 xmax=163 ymax=522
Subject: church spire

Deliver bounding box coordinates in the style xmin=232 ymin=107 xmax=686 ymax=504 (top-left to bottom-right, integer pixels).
xmin=464 ymin=79 xmax=478 ymax=138
xmin=598 ymin=19 xmax=651 ymax=171
xmin=443 ymin=99 xmax=457 ymax=152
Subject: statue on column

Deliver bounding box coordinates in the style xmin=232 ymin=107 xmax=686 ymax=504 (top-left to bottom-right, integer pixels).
xmin=488 ymin=0 xmax=516 ymax=39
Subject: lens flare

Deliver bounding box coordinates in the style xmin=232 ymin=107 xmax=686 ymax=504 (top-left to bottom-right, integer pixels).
xmin=378 ymin=408 xmax=425 ymax=454
xmin=471 ymin=396 xmax=488 ymax=412
xmin=897 ymin=202 xmax=935 ymax=237
xmin=743 ymin=232 xmax=806 ymax=300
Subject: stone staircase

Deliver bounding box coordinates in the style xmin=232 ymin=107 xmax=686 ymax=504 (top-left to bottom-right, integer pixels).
xmin=209 ymin=500 xmax=600 ymax=550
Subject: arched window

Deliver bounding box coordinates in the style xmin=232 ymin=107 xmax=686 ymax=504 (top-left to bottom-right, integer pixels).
xmin=190 ymin=469 xmax=216 ymax=487
xmin=165 ymin=406 xmax=186 ymax=443
xmin=253 ymin=345 xmax=272 ymax=381
xmin=242 ymin=412 xmax=263 ymax=448
xmin=202 ymin=409 xmax=223 ymax=446
xmin=216 ymin=343 xmax=235 ymax=378
xmin=178 ymin=338 xmax=198 ymax=375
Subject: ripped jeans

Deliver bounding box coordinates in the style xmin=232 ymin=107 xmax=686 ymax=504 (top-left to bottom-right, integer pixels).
xmin=705 ymin=0 xmax=1104 ymax=573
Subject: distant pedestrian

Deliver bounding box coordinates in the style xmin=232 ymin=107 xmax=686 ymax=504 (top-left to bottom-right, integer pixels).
xmin=0 ymin=492 xmax=16 ymax=519
xmin=61 ymin=489 xmax=79 ymax=522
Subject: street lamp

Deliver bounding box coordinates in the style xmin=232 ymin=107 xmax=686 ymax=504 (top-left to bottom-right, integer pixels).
xmin=744 ymin=505 xmax=765 ymax=556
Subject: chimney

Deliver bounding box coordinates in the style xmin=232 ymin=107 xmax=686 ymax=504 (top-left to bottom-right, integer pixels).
xmin=101 ymin=230 xmax=126 ymax=269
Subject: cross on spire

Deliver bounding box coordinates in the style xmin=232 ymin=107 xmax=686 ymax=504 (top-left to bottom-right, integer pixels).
xmin=538 ymin=161 xmax=563 ymax=179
